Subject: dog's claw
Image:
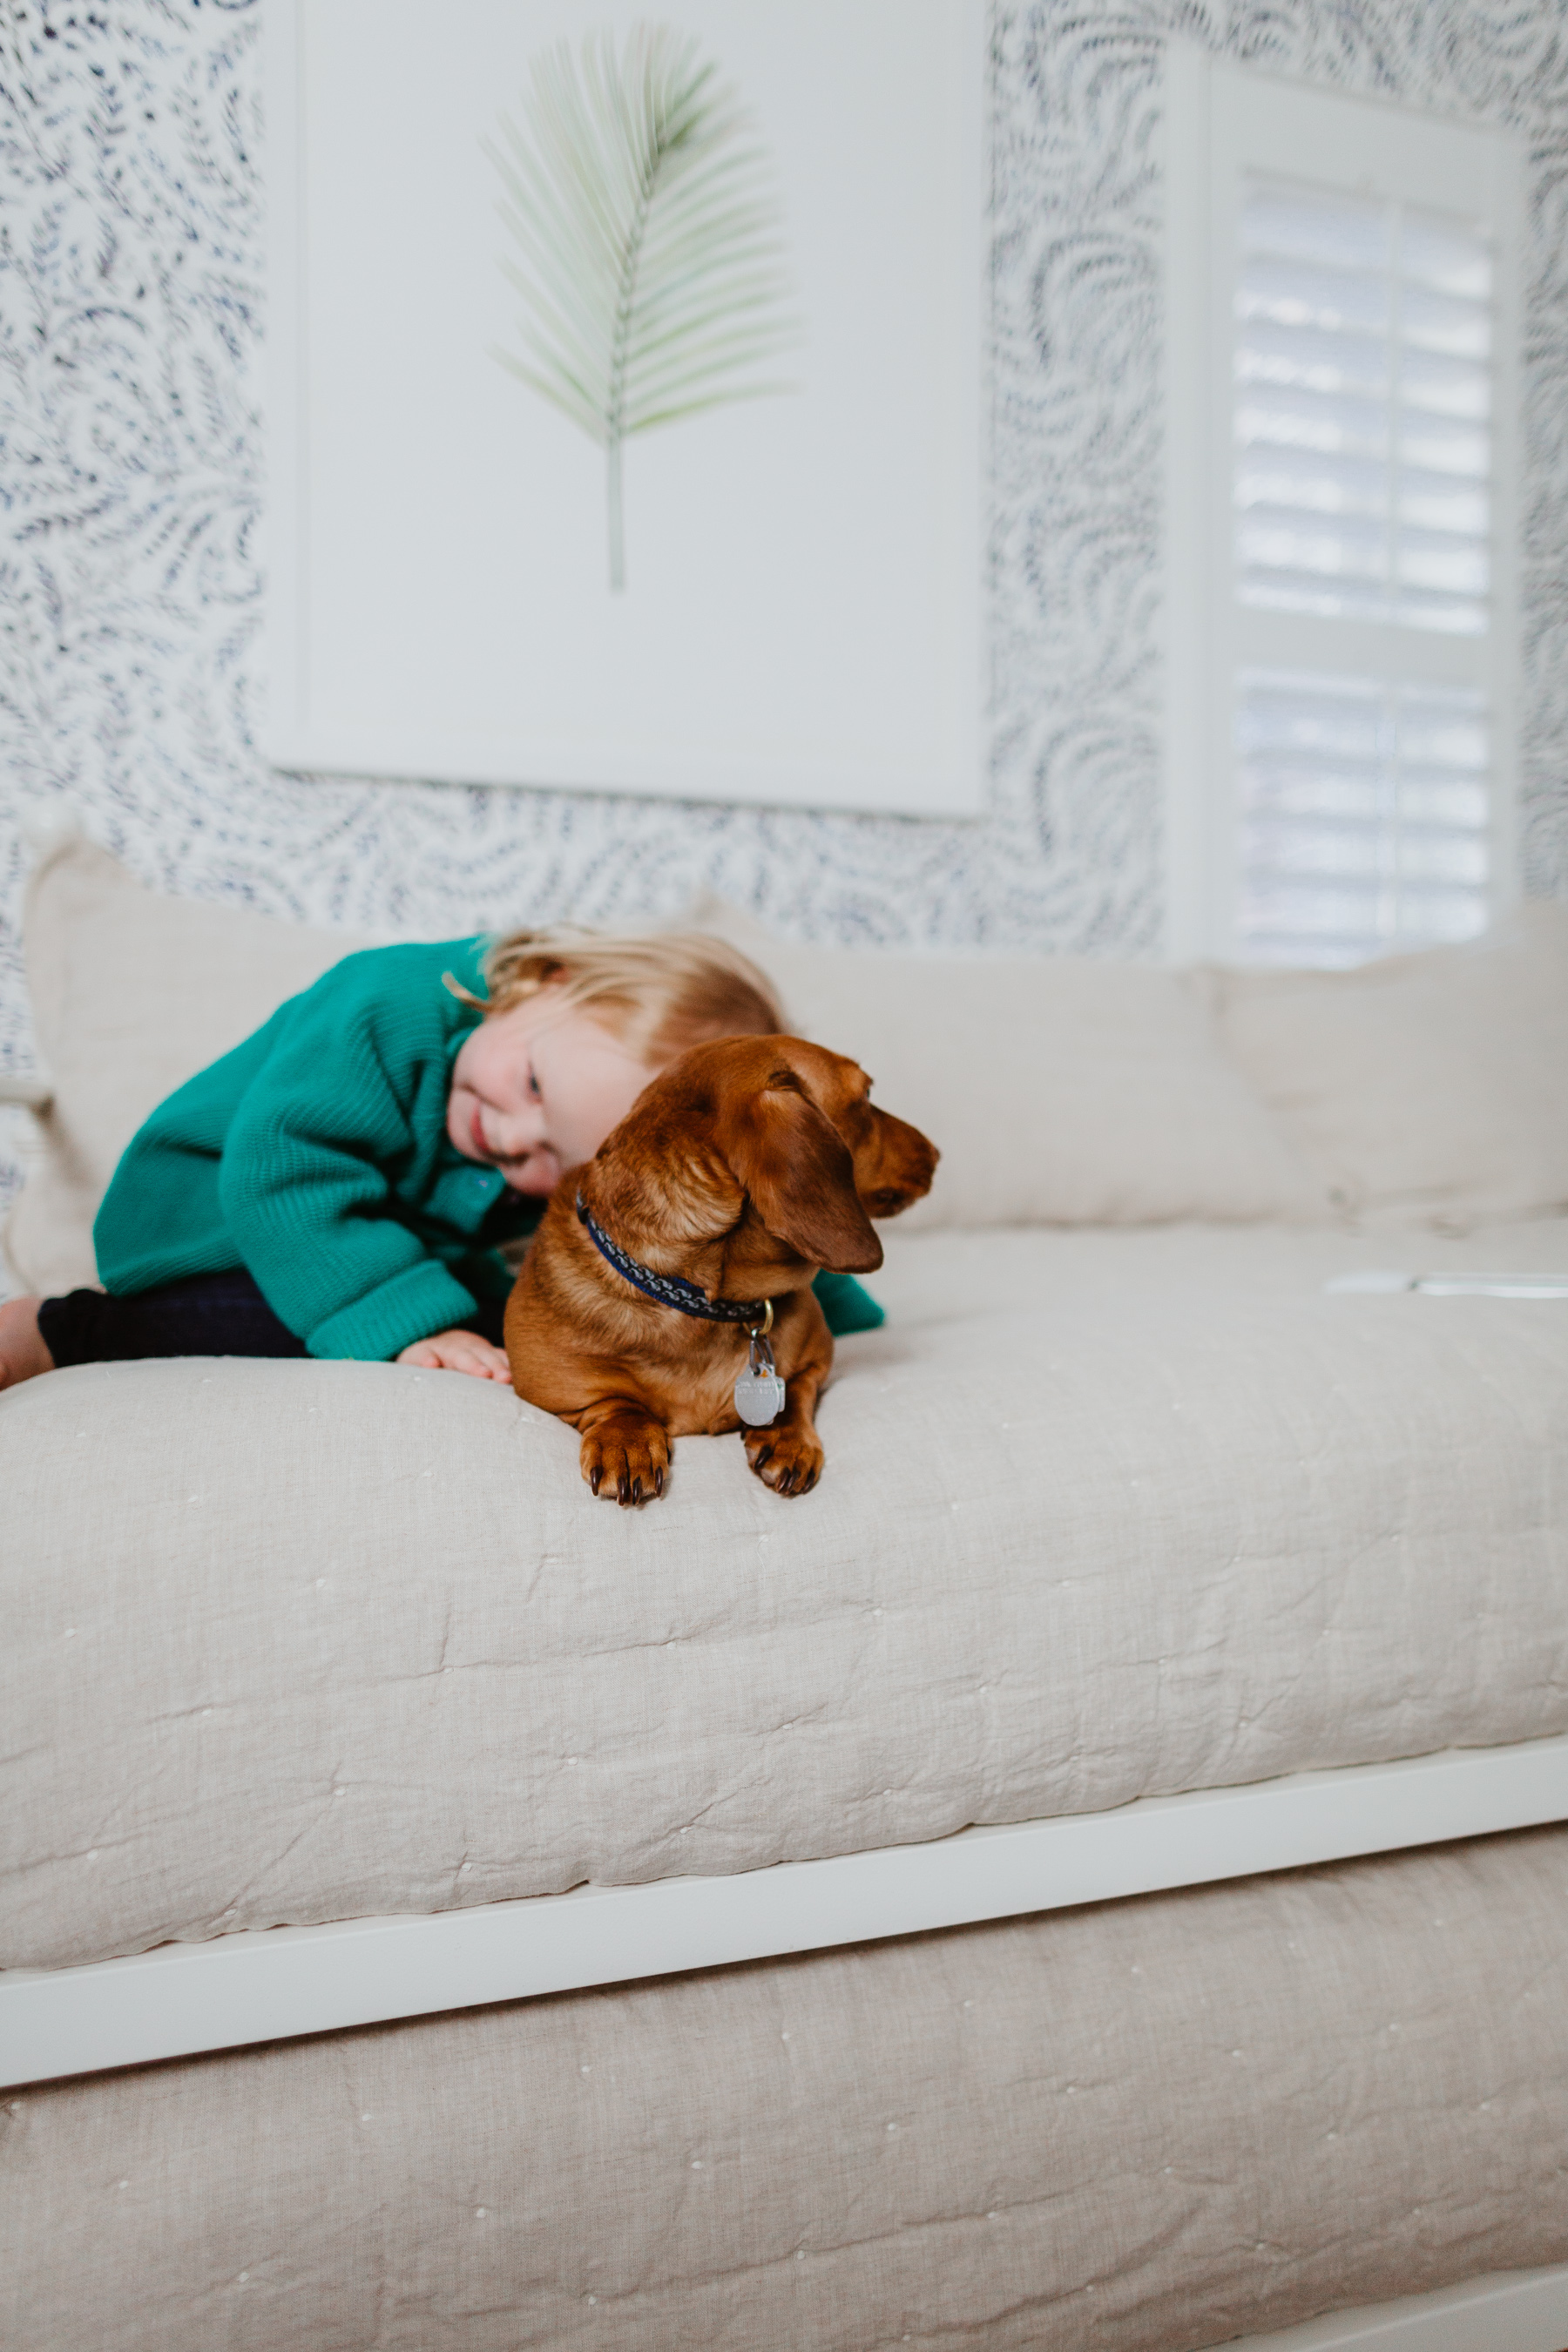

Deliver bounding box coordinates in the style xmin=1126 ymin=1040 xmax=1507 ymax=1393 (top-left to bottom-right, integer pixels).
xmin=583 ymin=1425 xmax=669 ymax=1505
xmin=743 ymin=1433 xmax=823 ymax=1496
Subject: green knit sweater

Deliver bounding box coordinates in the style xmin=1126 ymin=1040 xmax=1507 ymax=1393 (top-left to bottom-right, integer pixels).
xmin=93 ymin=938 xmax=884 ymax=1361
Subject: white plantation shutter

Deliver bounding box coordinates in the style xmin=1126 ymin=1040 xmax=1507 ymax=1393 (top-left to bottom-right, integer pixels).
xmin=1235 ymin=182 xmax=1493 ymax=639
xmin=1237 ymin=669 xmax=1490 ymax=961
xmin=1163 ymin=52 xmax=1520 ymax=965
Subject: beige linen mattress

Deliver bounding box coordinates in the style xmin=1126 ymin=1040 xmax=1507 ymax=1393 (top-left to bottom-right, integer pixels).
xmin=5 ymin=1826 xmax=1568 ymax=2351
xmin=3 ymin=1218 xmax=1565 ymax=1974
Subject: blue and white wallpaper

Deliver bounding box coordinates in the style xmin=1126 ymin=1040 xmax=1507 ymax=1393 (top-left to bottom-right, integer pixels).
xmin=3 ymin=0 xmax=1567 ymax=1230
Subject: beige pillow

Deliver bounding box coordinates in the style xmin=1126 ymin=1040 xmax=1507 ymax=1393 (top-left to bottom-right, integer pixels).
xmin=1212 ymin=901 xmax=1568 ymax=1227
xmin=689 ymin=898 xmax=1328 ymax=1229
xmin=4 ymin=835 xmax=375 ymax=1294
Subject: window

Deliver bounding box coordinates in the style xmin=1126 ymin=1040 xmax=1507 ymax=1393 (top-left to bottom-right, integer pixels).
xmin=1238 ymin=670 xmax=1490 ymax=962
xmin=1235 ymin=180 xmax=1492 ymax=637
xmin=1163 ymin=51 xmax=1521 ymax=965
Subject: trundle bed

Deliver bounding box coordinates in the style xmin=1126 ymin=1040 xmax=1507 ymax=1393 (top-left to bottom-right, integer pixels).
xmin=3 ymin=835 xmax=1567 ymax=2350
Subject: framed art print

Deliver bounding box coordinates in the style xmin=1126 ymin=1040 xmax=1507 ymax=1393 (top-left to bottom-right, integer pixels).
xmin=265 ymin=0 xmax=987 ymax=816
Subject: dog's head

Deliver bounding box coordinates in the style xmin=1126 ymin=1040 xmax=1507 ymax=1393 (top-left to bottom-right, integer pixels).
xmin=591 ymin=1034 xmax=938 ymax=1275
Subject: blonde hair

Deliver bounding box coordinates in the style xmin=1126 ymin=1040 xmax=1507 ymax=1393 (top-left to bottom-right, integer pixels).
xmin=446 ymin=923 xmax=785 ymax=1070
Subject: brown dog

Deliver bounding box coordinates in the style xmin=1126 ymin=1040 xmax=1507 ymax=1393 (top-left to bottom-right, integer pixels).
xmin=504 ymin=1034 xmax=937 ymax=1504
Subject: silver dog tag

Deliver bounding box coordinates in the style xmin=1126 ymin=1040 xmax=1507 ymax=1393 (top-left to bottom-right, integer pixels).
xmin=734 ymin=1331 xmax=786 ymax=1427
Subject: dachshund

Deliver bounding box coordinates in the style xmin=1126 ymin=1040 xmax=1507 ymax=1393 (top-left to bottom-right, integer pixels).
xmin=504 ymin=1034 xmax=937 ymax=1504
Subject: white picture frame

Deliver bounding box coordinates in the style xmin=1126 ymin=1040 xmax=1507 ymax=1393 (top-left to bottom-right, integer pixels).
xmin=265 ymin=0 xmax=988 ymax=818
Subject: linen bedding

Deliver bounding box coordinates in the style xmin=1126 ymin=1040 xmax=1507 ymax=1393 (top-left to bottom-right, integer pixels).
xmin=3 ymin=1213 xmax=1565 ymax=1974
xmin=5 ymin=1825 xmax=1568 ymax=2352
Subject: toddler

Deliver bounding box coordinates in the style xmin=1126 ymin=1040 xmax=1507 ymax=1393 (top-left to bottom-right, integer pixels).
xmin=0 ymin=924 xmax=881 ymax=1390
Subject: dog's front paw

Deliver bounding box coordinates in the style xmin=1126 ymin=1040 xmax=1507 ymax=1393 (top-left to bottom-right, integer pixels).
xmin=580 ymin=1418 xmax=671 ymax=1507
xmin=742 ymin=1424 xmax=824 ymax=1497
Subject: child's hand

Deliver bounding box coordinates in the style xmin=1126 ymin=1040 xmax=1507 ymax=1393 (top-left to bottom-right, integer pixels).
xmin=396 ymin=1328 xmax=513 ymax=1382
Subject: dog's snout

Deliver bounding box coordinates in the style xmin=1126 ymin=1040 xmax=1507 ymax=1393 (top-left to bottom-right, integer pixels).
xmin=857 ymin=1105 xmax=938 ymax=1219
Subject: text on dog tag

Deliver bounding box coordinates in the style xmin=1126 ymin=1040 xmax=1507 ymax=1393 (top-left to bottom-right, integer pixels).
xmin=734 ymin=1369 xmax=787 ymax=1426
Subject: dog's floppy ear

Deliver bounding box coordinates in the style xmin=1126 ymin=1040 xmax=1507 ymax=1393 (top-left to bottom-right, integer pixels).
xmin=728 ymin=1070 xmax=882 ymax=1272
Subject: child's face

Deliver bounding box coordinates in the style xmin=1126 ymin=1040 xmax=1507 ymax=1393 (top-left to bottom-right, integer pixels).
xmin=447 ymin=991 xmax=654 ymax=1198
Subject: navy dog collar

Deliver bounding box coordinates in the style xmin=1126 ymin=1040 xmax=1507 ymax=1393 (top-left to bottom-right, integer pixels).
xmin=576 ymin=1190 xmax=772 ymax=1326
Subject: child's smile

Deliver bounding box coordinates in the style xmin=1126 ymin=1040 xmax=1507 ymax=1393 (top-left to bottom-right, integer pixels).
xmin=446 ymin=990 xmax=657 ymax=1199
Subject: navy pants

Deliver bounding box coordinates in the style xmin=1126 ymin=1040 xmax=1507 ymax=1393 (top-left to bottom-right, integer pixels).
xmin=37 ymin=1269 xmax=507 ymax=1369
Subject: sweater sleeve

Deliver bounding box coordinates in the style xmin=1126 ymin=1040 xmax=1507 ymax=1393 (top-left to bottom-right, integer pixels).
xmin=217 ymin=989 xmax=477 ymax=1362
xmin=811 ymin=1269 xmax=885 ymax=1335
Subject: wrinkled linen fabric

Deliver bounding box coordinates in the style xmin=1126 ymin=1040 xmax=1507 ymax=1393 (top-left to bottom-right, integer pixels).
xmin=5 ymin=1829 xmax=1568 ymax=2352
xmin=3 ymin=1220 xmax=1565 ymax=1972
xmin=1210 ymin=898 xmax=1568 ymax=1230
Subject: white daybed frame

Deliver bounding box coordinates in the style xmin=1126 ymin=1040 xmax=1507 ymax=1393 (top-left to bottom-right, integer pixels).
xmin=0 ymin=1136 xmax=1562 ymax=2352
xmin=3 ymin=1733 xmax=1568 ymax=2352
xmin=5 ymin=1733 xmax=1565 ymax=2086
xmin=1225 ymin=2262 xmax=1568 ymax=2352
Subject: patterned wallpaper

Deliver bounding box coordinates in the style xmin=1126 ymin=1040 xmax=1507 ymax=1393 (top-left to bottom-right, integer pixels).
xmin=3 ymin=0 xmax=1567 ymax=1234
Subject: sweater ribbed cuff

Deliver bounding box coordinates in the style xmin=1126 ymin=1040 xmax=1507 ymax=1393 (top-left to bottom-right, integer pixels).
xmin=306 ymin=1261 xmax=480 ymax=1362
